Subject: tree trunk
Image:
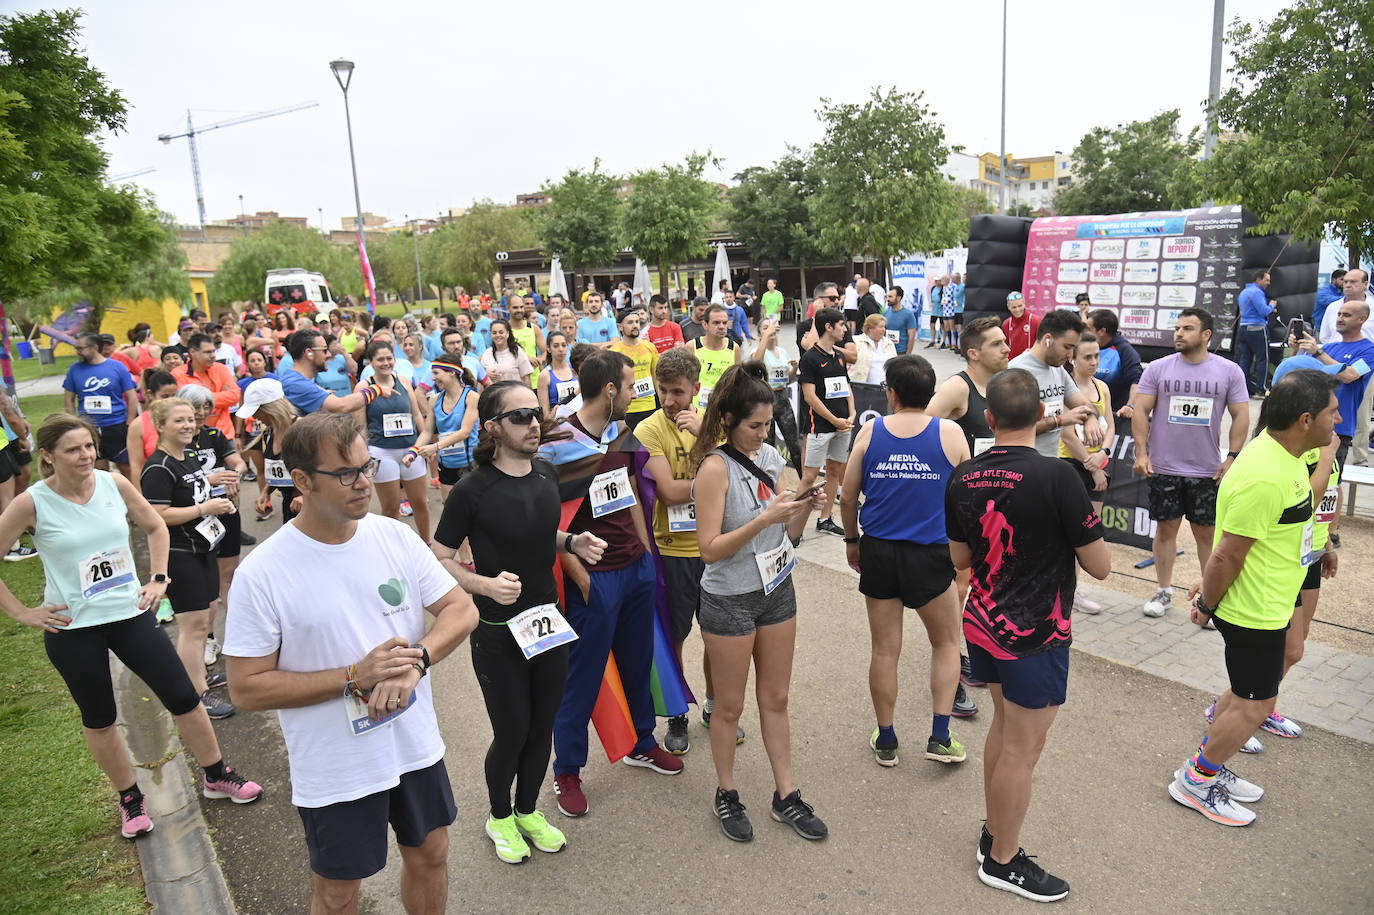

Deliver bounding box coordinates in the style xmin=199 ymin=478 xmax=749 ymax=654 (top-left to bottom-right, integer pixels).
xmin=659 ymin=259 xmax=669 ymax=299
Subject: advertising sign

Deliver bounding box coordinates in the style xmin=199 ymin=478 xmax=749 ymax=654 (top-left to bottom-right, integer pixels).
xmin=1022 ymin=207 xmax=1246 ymax=346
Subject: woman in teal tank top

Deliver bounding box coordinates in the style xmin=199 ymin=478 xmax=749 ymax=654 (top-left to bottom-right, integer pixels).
xmin=0 ymin=413 xmax=262 ymax=839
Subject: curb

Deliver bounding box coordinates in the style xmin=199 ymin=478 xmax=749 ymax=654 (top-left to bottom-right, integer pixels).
xmin=112 ymin=651 xmax=237 ymax=914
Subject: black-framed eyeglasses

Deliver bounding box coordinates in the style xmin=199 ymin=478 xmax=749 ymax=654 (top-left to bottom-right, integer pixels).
xmin=309 ymin=458 xmax=380 ymax=486
xmin=492 ymin=407 xmax=543 ymax=426
xmin=822 ymin=294 xmax=840 ymax=301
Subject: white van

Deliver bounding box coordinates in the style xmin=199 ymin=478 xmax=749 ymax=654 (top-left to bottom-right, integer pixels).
xmin=264 ymin=268 xmax=336 ymax=317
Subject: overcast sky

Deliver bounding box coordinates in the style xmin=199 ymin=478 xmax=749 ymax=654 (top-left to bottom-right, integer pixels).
xmin=19 ymin=0 xmax=1291 ymax=229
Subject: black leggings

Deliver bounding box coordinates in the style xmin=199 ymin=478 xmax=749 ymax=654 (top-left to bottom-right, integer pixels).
xmin=770 ymin=385 xmax=803 ymax=475
xmin=45 ymin=611 xmax=201 ymax=729
xmin=470 ymin=622 xmax=569 ymax=818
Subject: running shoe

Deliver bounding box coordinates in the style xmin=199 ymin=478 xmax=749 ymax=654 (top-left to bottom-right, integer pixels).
xmin=664 ymin=714 xmax=690 ymax=756
xmin=205 ymin=670 xmax=228 ymax=689
xmin=239 ymin=530 xmax=257 ymax=546
xmin=770 ymin=789 xmax=827 ymax=841
xmin=869 ymin=727 xmax=899 ymax=767
xmin=714 ymin=787 xmax=754 ymax=842
xmin=1214 ymin=766 xmax=1264 ymax=803
xmin=1260 ymin=712 xmax=1303 ymax=739
xmin=485 ymin=815 xmax=531 ymax=864
xmin=925 ymin=734 xmax=967 ymax=764
xmin=815 ymin=517 xmax=844 ymax=537
xmin=203 ymin=636 xmax=221 ymax=666
xmin=977 ymin=822 xmax=993 ymax=864
xmin=952 ymin=683 xmax=978 ymax=718
xmin=960 ymin=654 xmax=985 ymax=688
xmin=622 ymin=746 xmax=684 ymax=775
xmin=4 ymin=544 xmax=37 ymax=562
xmin=1143 ymin=588 xmax=1172 ymax=618
xmin=400 ymin=499 xmax=414 ymax=517
xmin=155 ymin=599 xmax=174 ymax=624
xmin=1169 ymin=769 xmax=1255 ymax=826
xmin=118 ymin=789 xmax=154 ymax=839
xmin=553 ymin=773 xmax=588 ymax=817
xmin=701 ymin=706 xmax=746 ymax=744
xmin=200 ymin=690 xmax=235 ymax=720
xmin=203 ymin=766 xmax=262 ymax=804
xmin=255 ymin=505 xmax=273 ymax=522
xmin=978 ymin=848 xmax=1070 ymax=902
xmin=513 ymin=810 xmax=566 ymax=853
xmin=1072 ymin=593 xmax=1101 ymax=614
xmin=240 ymin=469 xmax=257 ymax=483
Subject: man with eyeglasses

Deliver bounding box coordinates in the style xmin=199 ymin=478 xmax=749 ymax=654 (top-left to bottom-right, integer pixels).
xmin=278 ymin=329 xmax=380 ymax=416
xmin=62 ymin=331 xmax=139 ymax=475
xmin=226 ymin=412 xmax=477 ymax=913
xmin=173 ymin=334 xmax=242 ymax=439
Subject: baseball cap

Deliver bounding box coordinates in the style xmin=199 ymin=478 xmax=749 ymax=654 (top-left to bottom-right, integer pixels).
xmin=235 ymin=378 xmax=285 ymax=418
xmin=1006 ymin=291 xmax=1024 ymax=302
xmin=315 ymin=313 xmax=330 ymax=324
xmin=96 ymin=333 xmax=116 ymax=346
xmin=1271 ymin=354 xmax=1345 ymax=385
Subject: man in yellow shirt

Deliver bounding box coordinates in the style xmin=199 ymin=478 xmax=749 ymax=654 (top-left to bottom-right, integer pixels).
xmin=609 ymin=311 xmax=659 ymax=430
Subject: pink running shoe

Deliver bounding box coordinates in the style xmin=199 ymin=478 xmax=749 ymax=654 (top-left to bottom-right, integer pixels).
xmin=119 ymin=790 xmax=154 ymax=839
xmin=203 ymin=766 xmax=264 ymax=804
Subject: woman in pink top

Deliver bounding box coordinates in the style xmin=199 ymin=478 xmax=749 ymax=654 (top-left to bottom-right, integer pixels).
xmin=479 ymin=320 xmax=534 ymax=386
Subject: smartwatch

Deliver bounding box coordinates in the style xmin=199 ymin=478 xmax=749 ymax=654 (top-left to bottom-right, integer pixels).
xmin=151 ymin=573 xmax=170 ymax=584
xmin=410 ymin=642 xmax=431 ymax=671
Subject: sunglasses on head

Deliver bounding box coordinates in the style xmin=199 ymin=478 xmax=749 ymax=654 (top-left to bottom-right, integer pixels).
xmin=493 ymin=406 xmax=543 ymax=426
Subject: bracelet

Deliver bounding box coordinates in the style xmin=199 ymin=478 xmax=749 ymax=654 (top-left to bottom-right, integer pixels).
xmin=564 ymin=533 xmax=576 ymax=554
xmin=843 ymin=535 xmax=860 ymax=544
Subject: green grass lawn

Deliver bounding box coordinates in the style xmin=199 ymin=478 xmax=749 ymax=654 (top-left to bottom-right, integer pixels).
xmin=7 ymin=351 xmax=77 ymax=384
xmin=15 ymin=393 xmax=66 ymax=430
xmin=0 ymin=559 xmax=146 ymax=913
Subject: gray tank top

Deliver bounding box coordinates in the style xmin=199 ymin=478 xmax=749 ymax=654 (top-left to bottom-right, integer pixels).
xmin=697 ymin=444 xmax=790 ymax=596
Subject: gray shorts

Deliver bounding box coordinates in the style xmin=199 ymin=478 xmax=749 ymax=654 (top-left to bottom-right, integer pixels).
xmin=804 ymin=429 xmax=851 ymax=468
xmin=699 ymin=576 xmax=796 ymax=637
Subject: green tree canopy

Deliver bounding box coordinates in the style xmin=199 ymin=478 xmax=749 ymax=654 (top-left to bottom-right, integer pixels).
xmin=808 ymin=88 xmax=964 ymax=262
xmin=209 ymin=221 xmax=348 ymax=304
xmin=1053 ymin=110 xmax=1201 ymax=216
xmin=621 ymin=154 xmax=720 ymax=296
xmin=951 ymin=184 xmax=995 ymax=229
xmin=1204 ymin=0 xmax=1374 ymax=263
xmin=538 ymin=161 xmax=623 ymax=273
xmin=428 ymin=201 xmax=540 ymax=293
xmin=728 ymin=152 xmax=835 ymax=272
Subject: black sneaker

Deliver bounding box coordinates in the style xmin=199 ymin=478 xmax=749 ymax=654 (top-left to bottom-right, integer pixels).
xmin=714 ymin=788 xmax=753 ymax=842
xmin=770 ymin=789 xmax=828 ymax=841
xmin=815 ymin=518 xmax=844 ymax=537
xmin=239 ymin=530 xmax=257 ymax=546
xmin=977 ymin=823 xmax=993 ymax=864
xmin=206 ymin=670 xmax=228 ymax=689
xmin=978 ymin=848 xmax=1069 ymax=902
xmin=665 ymin=714 xmax=690 ymax=755
xmin=952 ymin=682 xmax=978 ymax=718
xmin=201 ymin=690 xmax=236 ymax=720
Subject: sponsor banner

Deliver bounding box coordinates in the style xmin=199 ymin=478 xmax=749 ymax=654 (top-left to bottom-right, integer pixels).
xmin=1099 ymin=431 xmax=1156 ymax=551
xmin=1023 ymin=208 xmax=1245 ymax=346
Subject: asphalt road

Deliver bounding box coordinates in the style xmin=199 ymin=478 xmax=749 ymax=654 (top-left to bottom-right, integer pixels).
xmin=199 ymin=550 xmax=1374 ymax=915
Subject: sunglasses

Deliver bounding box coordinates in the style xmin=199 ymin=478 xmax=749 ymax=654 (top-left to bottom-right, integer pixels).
xmin=492 ymin=407 xmax=543 ymax=426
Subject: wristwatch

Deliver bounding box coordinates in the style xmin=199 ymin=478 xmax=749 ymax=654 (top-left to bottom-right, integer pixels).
xmin=411 ymin=642 xmax=431 ymax=671
xmin=151 ymin=573 xmax=170 ymax=584
xmin=1328 ymin=532 xmax=1342 ymax=550
xmin=1194 ymin=596 xmax=1218 ymax=619
xmin=843 ymin=535 xmax=860 ymax=544
xmin=1226 ymin=451 xmax=1240 ymax=458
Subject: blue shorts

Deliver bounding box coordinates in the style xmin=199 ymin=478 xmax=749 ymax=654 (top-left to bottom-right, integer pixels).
xmin=967 ymin=641 xmax=1070 ymax=710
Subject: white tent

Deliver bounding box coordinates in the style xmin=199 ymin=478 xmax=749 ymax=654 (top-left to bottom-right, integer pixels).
xmin=709 ymin=243 xmax=731 ymax=303
xmin=547 ymin=256 xmax=569 ymax=300
xmin=632 ymin=259 xmax=655 ymax=305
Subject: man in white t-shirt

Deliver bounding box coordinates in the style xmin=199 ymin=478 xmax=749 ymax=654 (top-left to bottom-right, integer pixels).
xmin=225 ymin=412 xmax=477 ymax=913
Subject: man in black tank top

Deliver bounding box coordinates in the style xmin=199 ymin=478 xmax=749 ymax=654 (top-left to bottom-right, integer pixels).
xmin=929 ymin=317 xmax=1010 ymax=459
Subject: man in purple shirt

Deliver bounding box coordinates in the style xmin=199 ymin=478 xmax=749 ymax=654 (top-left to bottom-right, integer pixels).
xmin=1130 ymin=308 xmax=1250 ymax=619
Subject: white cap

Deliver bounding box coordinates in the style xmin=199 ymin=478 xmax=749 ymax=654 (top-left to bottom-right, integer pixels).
xmin=236 ymin=378 xmax=285 ymax=418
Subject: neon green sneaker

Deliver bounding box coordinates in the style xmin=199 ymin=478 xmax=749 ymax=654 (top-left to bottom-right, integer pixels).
xmin=869 ymin=727 xmax=899 ymax=767
xmin=156 ymin=598 xmax=174 ymax=624
xmin=514 ymin=809 xmax=566 ymax=853
xmin=484 ymin=815 xmax=530 ymax=864
xmin=925 ymin=734 xmax=967 ymax=764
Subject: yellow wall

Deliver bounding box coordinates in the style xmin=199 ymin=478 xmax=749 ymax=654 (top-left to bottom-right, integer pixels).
xmin=101 ymin=298 xmax=184 ymax=346
xmin=189 ymin=278 xmax=209 ymax=314
xmin=1021 ymin=157 xmax=1056 ymax=180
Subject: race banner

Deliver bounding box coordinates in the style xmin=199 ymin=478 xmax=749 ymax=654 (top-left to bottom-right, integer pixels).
xmin=1098 ymin=429 xmax=1156 ymax=551
xmin=1022 ymin=207 xmax=1246 ymax=347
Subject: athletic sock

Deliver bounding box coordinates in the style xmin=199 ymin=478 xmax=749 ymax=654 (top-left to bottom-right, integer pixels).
xmin=1190 ymin=751 xmax=1220 ymax=781
xmin=931 ymin=714 xmax=951 ymax=742
xmin=119 ymin=783 xmax=142 ymax=802
xmin=876 ymin=724 xmax=897 ymax=747
xmin=203 ymin=759 xmax=227 ymax=782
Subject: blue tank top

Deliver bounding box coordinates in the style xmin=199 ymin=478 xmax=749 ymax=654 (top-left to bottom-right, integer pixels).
xmin=545 ymin=365 xmax=578 ymax=409
xmin=859 ymin=416 xmax=953 ymax=544
xmin=434 ymin=386 xmax=478 ymax=468
xmin=365 ymin=384 xmax=418 ymax=449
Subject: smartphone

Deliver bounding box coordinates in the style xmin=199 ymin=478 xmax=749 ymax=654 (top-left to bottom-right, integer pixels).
xmin=793 ymin=478 xmax=826 ymax=500
xmin=1288 ymin=316 xmax=1308 ymax=342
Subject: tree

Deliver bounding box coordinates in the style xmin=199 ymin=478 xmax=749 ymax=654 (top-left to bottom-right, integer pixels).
xmin=621 ymin=154 xmax=720 ymax=296
xmin=728 ymin=153 xmax=837 ymax=295
xmin=428 ymin=201 xmax=539 ymax=294
xmin=1008 ymin=202 xmax=1036 ymax=218
xmin=951 ymin=184 xmax=995 ymax=225
xmin=209 ymin=221 xmax=348 ymax=304
xmin=1204 ymin=0 xmax=1374 ymax=264
xmin=1053 ymin=110 xmax=1201 ymax=216
xmin=538 ymin=161 xmax=623 ymax=274
xmin=368 ymin=231 xmax=421 ymax=300
xmin=807 ymin=88 xmax=964 ymax=264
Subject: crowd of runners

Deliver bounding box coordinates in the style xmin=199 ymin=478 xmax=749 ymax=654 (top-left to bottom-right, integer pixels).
xmin=0 ymin=278 xmax=1352 ymax=911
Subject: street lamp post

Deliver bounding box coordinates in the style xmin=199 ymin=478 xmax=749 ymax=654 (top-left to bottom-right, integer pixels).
xmin=329 ymin=58 xmax=376 ymax=312
xmin=238 ymin=193 xmax=248 ymax=237
xmin=408 ymin=215 xmax=424 ymax=307
xmin=998 ymin=0 xmax=1008 ymax=215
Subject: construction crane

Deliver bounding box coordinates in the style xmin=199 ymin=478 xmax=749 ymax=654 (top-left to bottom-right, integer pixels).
xmin=158 ymin=101 xmax=319 ymax=230
xmin=109 ymin=167 xmax=156 ymax=182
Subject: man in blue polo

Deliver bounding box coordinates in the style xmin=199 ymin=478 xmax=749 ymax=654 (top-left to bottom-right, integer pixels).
xmin=277 ymin=328 xmax=382 ymax=416
xmin=1234 ymin=270 xmax=1277 ymax=397
xmin=63 ymin=331 xmax=139 ymax=475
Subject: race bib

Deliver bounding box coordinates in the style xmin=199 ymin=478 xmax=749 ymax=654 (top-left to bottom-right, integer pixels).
xmin=79 ymin=547 xmax=136 ymax=600
xmin=195 ymin=513 xmax=225 ymax=549
xmin=556 ymin=379 xmax=580 ymax=403
xmin=667 ymin=501 xmax=697 ymax=532
xmin=438 ymin=445 xmax=467 ymax=465
xmin=1300 ymin=521 xmax=1320 ymax=567
xmin=589 ymin=467 xmax=636 ymax=517
xmin=824 ymin=376 xmax=851 ymax=399
xmin=974 ymin=437 xmax=995 ymax=456
xmin=755 ymin=538 xmax=796 ymax=595
xmin=632 ymin=375 xmax=654 ymax=399
xmin=1315 ymin=485 xmax=1338 ymax=524
xmin=1044 ymin=397 xmax=1065 ymax=420
xmin=83 ymin=395 xmax=112 ymax=415
xmin=697 ymin=386 xmax=714 ymax=409
xmin=345 ymin=690 xmax=413 ymax=736
xmin=265 ymin=458 xmax=291 ymax=487
xmin=1168 ymin=396 xmax=1213 ymax=426
xmin=769 ymin=365 xmax=788 ymax=388
xmin=886 ymin=329 xmax=900 ymax=345
xmin=382 ymin=412 xmax=415 ymax=437
xmin=506 ymin=602 xmax=579 ymax=660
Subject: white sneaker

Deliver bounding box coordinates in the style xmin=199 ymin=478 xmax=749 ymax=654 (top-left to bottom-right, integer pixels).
xmin=1143 ymin=589 xmax=1172 ymax=618
xmin=1073 ymin=593 xmax=1101 ymax=614
xmin=1169 ymin=769 xmax=1256 ymax=826
xmin=1260 ymin=712 xmax=1303 ymax=739
xmin=1240 ymin=735 xmax=1264 ymax=754
xmin=1216 ymin=766 xmax=1264 ymax=803
xmin=203 ymin=636 xmax=221 ymax=666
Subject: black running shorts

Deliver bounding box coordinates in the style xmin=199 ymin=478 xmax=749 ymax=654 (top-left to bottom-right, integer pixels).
xmin=858 ymin=536 xmax=955 ymax=609
xmin=1212 ymin=615 xmax=1288 ymax=701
